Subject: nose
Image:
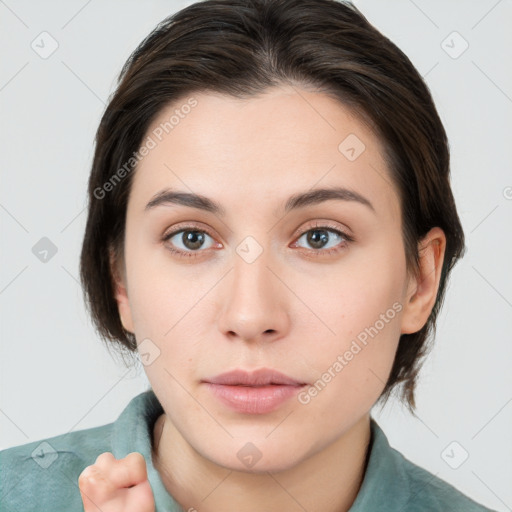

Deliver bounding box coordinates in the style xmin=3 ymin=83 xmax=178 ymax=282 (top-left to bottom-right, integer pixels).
xmin=217 ymin=248 xmax=291 ymax=344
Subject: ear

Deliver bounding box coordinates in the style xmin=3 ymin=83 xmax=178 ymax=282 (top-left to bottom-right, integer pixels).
xmin=400 ymin=227 xmax=446 ymax=335
xmin=109 ymin=246 xmax=135 ymax=334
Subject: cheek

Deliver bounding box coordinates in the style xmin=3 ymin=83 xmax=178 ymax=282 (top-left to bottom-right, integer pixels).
xmin=294 ymin=284 xmax=403 ymax=430
xmin=290 ymin=243 xmax=405 ymax=396
xmin=296 ymin=253 xmax=404 ymax=349
xmin=124 ymin=236 xmax=193 ymax=331
xmin=125 ymin=255 xmax=210 ymax=373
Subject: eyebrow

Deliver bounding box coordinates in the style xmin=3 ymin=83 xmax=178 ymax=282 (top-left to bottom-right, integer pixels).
xmin=144 ymin=186 xmax=375 ymax=216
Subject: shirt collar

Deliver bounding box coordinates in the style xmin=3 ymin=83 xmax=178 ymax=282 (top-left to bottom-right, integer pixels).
xmin=348 ymin=417 xmax=409 ymax=511
xmin=112 ymin=389 xmax=408 ymax=512
xmin=111 ymin=388 xmax=182 ymax=512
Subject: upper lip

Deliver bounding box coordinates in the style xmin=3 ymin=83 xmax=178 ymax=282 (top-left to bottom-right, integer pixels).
xmin=203 ymin=368 xmax=307 ymax=387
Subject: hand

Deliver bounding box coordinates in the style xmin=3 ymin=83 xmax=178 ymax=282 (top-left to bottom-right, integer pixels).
xmin=78 ymin=451 xmax=155 ymax=512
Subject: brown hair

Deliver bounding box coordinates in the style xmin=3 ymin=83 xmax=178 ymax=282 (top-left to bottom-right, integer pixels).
xmin=79 ymin=0 xmax=465 ymax=411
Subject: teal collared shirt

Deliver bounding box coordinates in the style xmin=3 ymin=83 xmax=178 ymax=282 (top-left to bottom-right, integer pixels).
xmin=0 ymin=389 xmax=496 ymax=511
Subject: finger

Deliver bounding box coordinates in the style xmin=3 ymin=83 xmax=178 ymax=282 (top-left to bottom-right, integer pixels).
xmin=78 ymin=465 xmax=113 ymax=512
xmin=106 ymin=452 xmax=149 ymax=489
xmin=124 ymin=480 xmax=156 ymax=512
xmin=94 ymin=451 xmax=116 ymax=466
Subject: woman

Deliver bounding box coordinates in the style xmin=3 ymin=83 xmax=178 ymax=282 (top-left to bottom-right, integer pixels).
xmin=0 ymin=0 xmax=498 ymax=510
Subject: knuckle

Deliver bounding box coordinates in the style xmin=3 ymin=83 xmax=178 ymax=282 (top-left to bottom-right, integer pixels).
xmin=78 ymin=465 xmax=98 ymax=486
xmin=95 ymin=451 xmax=115 ymax=465
xmin=124 ymin=452 xmax=148 ymax=481
xmin=77 ymin=470 xmax=89 ymax=486
xmin=127 ymin=451 xmax=145 ymax=466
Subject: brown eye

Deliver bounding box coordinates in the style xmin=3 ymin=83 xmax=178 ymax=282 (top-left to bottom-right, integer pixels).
xmin=162 ymin=228 xmax=216 ymax=257
xmin=291 ymin=224 xmax=354 ymax=257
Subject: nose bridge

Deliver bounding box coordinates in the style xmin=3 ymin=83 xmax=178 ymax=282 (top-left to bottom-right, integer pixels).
xmin=232 ymin=241 xmax=271 ymax=301
xmin=217 ymin=235 xmax=289 ymax=341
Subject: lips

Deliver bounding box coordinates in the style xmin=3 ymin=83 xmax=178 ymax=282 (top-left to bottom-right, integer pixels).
xmin=203 ymin=368 xmax=307 ymax=387
xmin=202 ymin=368 xmax=307 ymax=414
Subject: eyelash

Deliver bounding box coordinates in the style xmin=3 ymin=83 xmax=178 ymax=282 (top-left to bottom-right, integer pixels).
xmin=161 ymin=222 xmax=354 ymax=259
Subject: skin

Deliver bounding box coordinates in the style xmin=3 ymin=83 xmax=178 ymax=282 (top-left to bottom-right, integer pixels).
xmin=80 ymin=85 xmax=445 ymax=512
xmin=78 ymin=452 xmax=154 ymax=512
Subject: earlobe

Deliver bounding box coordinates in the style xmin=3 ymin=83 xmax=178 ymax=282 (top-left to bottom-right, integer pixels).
xmin=400 ymin=227 xmax=446 ymax=335
xmin=109 ymin=247 xmax=135 ymax=334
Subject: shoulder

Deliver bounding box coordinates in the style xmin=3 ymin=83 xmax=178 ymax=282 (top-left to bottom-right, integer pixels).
xmin=356 ymin=419 xmax=498 ymax=512
xmin=382 ymin=430 xmax=497 ymax=511
xmin=0 ymin=422 xmax=113 ymax=512
xmin=398 ymin=452 xmax=496 ymax=511
xmin=0 ymin=390 xmax=160 ymax=512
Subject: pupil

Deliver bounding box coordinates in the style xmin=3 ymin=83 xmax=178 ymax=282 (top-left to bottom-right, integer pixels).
xmin=184 ymin=231 xmax=204 ymax=250
xmin=308 ymin=229 xmax=328 ymax=249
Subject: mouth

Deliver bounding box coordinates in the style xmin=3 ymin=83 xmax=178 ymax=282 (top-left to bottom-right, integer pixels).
xmin=202 ymin=368 xmax=308 ymax=414
xmin=203 ymin=368 xmax=307 ymax=387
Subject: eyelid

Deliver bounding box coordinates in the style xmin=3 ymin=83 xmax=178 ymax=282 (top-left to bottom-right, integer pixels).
xmin=161 ymin=223 xmax=220 ymax=260
xmin=291 ymin=220 xmax=354 ymax=241
xmin=161 ymin=220 xmax=354 ymax=258
xmin=163 ymin=220 xmax=352 ymax=242
xmin=162 ymin=221 xmax=217 ymax=240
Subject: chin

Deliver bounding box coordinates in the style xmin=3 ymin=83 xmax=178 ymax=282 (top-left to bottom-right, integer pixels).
xmin=202 ymin=441 xmax=308 ymax=474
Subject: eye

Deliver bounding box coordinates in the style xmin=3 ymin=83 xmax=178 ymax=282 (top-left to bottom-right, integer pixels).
xmin=161 ymin=222 xmax=353 ymax=259
xmin=292 ymin=223 xmax=353 ymax=255
xmin=162 ymin=226 xmax=217 ymax=258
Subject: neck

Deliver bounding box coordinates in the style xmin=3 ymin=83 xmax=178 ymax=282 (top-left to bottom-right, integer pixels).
xmin=152 ymin=413 xmax=372 ymax=512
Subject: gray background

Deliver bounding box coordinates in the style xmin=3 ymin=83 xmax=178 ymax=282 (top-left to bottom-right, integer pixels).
xmin=1 ymin=0 xmax=511 ymax=510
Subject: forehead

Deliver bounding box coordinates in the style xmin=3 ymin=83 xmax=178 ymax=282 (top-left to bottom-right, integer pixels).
xmin=129 ymin=86 xmax=401 ymax=224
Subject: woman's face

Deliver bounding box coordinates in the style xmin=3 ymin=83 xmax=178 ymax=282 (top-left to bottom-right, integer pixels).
xmin=115 ymin=85 xmax=420 ymax=472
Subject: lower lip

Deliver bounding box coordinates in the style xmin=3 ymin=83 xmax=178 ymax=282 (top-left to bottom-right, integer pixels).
xmin=204 ymin=383 xmax=306 ymax=414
